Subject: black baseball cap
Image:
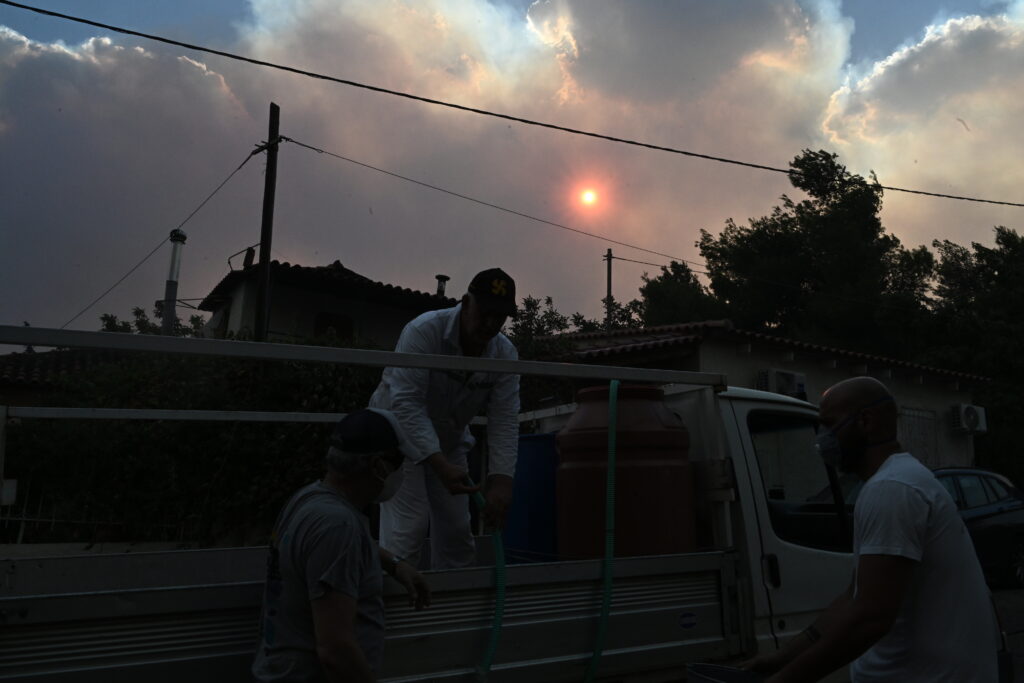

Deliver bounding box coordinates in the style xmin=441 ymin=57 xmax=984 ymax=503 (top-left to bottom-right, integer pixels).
xmin=467 ymin=268 xmax=516 ymax=315
xmin=330 ymin=408 xmax=417 ymax=460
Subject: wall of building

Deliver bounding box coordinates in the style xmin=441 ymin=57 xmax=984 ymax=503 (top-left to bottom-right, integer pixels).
xmin=695 ymin=339 xmax=980 ymax=468
xmin=210 ymin=281 xmax=448 ymax=349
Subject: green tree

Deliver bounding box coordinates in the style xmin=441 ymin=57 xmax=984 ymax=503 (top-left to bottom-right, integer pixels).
xmin=928 ymin=227 xmax=1024 ymax=484
xmin=638 ymin=261 xmax=724 ymax=326
xmin=509 ymin=296 xmax=571 ymax=358
xmin=698 ymin=149 xmax=934 ymax=357
xmin=100 ymin=305 xmax=206 ymax=337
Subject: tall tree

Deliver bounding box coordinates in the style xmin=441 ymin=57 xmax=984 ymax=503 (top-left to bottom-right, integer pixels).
xmin=698 ymin=149 xmax=934 ymax=357
xmin=638 ymin=261 xmax=724 ymax=327
xmin=929 ymin=227 xmax=1024 ymax=482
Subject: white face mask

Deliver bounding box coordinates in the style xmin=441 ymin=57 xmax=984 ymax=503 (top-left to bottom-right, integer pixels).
xmin=374 ymin=466 xmax=405 ymax=503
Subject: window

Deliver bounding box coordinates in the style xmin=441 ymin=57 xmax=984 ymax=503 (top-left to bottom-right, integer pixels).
xmin=985 ymin=476 xmax=1012 ymax=502
xmin=959 ymin=475 xmax=993 ymax=509
xmin=938 ymin=475 xmax=961 ymax=507
xmin=748 ymin=412 xmax=849 ymax=551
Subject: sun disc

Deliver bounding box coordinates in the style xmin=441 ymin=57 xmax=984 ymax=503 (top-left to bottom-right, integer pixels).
xmin=581 ymin=189 xmax=597 ymax=205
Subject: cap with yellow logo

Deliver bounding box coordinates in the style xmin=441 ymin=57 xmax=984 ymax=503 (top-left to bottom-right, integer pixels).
xmin=467 ymin=268 xmax=517 ymax=315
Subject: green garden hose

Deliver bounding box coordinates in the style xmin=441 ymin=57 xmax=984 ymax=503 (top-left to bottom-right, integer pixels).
xmin=584 ymin=378 xmax=620 ymax=683
xmin=470 ymin=481 xmax=507 ymax=682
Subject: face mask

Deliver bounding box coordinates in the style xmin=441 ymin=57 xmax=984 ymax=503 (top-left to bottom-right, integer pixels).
xmin=815 ymin=428 xmax=844 ymax=470
xmin=374 ymin=466 xmax=405 ymax=503
xmin=816 ymin=396 xmax=894 ymax=472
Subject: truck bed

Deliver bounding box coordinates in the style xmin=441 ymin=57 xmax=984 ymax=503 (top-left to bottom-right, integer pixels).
xmin=0 ymin=547 xmax=745 ymax=682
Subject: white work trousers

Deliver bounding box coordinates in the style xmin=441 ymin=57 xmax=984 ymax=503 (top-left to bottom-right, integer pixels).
xmin=379 ymin=443 xmax=476 ymax=570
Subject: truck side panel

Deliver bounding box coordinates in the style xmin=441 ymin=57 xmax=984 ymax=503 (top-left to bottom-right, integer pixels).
xmin=0 ymin=549 xmax=744 ymax=682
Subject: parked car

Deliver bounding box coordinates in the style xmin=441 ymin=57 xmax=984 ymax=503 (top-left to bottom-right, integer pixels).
xmin=933 ymin=467 xmax=1024 ymax=587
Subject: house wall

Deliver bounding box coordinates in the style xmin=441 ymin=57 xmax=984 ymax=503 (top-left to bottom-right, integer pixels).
xmin=695 ymin=340 xmax=979 ymax=468
xmin=211 ymin=281 xmax=448 ymax=349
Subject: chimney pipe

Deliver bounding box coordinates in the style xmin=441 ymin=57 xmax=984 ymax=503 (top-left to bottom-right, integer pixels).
xmin=161 ymin=229 xmax=188 ymax=335
xmin=242 ymin=246 xmax=256 ymax=269
xmin=435 ymin=274 xmax=450 ymax=297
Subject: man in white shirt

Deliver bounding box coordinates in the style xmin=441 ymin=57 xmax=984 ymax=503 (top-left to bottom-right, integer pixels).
xmin=748 ymin=376 xmax=999 ymax=682
xmin=369 ymin=268 xmax=520 ymax=569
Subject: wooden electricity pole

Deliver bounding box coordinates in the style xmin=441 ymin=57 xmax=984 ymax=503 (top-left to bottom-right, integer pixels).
xmin=255 ymin=102 xmax=280 ymax=343
xmin=605 ymin=248 xmax=613 ymax=330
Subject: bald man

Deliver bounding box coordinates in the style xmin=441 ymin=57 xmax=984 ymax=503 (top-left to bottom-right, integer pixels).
xmin=748 ymin=377 xmax=1000 ymax=683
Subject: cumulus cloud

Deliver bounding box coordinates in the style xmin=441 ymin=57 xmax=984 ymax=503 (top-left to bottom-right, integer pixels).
xmin=822 ymin=11 xmax=1024 ymax=247
xmin=0 ymin=0 xmax=1020 ymax=332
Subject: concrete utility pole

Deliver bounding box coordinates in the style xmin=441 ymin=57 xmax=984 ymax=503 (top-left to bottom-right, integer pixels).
xmin=255 ymin=102 xmax=280 ymax=343
xmin=161 ymin=229 xmax=187 ymax=335
xmin=605 ymin=248 xmax=613 ymax=330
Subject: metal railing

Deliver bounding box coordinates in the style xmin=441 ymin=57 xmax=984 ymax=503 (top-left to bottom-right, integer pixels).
xmin=0 ymin=325 xmax=727 ymax=541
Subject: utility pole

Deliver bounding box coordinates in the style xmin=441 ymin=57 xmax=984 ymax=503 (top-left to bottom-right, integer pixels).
xmin=161 ymin=229 xmax=188 ymax=335
xmin=255 ymin=102 xmax=280 ymax=343
xmin=605 ymin=248 xmax=613 ymax=331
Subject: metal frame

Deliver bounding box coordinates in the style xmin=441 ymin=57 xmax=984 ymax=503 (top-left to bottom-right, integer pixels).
xmin=0 ymin=325 xmax=727 ymax=387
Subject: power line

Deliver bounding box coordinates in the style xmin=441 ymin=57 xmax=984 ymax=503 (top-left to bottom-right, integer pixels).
xmin=60 ymin=149 xmax=259 ymax=329
xmin=281 ymin=136 xmax=699 ymax=265
xmin=4 ymin=0 xmax=1023 ymax=209
xmin=611 ymin=255 xmax=674 ymax=269
xmin=175 ymin=147 xmax=259 ymax=231
xmin=282 ymin=137 xmax=934 ymax=316
xmin=60 ymin=237 xmax=167 ymax=329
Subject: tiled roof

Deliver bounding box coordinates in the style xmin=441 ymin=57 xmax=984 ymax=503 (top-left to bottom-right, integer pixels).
xmin=199 ymin=260 xmax=456 ymax=312
xmin=0 ymin=349 xmax=123 ymax=389
xmin=552 ymin=320 xmax=988 ymax=381
xmin=571 ymin=333 xmax=703 ymax=360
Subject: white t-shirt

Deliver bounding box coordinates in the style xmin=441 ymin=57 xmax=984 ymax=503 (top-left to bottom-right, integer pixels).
xmin=851 ymin=453 xmax=999 ymax=682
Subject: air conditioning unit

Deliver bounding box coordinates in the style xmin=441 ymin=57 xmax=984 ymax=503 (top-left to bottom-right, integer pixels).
xmin=756 ymin=369 xmax=808 ymax=400
xmin=949 ymin=404 xmax=988 ymax=434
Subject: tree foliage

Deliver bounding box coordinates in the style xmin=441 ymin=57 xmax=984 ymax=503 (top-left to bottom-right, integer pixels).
xmin=698 ymin=149 xmax=934 ymax=357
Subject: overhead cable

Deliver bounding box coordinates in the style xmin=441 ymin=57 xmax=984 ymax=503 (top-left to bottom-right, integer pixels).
xmin=282 ymin=136 xmax=932 ymax=316
xmin=282 ymin=136 xmax=699 ymax=265
xmin=4 ymin=0 xmax=1023 ymax=208
xmin=60 ymin=237 xmax=168 ymax=329
xmin=60 ymin=149 xmax=258 ymax=329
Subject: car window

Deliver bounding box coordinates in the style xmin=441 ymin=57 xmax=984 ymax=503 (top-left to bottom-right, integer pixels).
xmin=959 ymin=475 xmax=994 ymax=509
xmin=747 ymin=412 xmax=849 ymax=551
xmin=986 ymin=476 xmax=1012 ymax=501
xmin=938 ymin=475 xmax=961 ymax=506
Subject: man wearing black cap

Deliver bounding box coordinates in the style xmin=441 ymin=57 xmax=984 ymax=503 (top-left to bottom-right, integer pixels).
xmin=253 ymin=409 xmax=431 ymax=683
xmin=369 ymin=268 xmax=521 ymax=570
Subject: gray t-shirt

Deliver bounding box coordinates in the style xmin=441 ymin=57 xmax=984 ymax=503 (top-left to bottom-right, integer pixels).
xmin=851 ymin=453 xmax=998 ymax=682
xmin=253 ymin=481 xmax=385 ymax=682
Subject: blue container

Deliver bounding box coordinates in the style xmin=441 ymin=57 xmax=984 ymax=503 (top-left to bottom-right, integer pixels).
xmin=503 ymin=433 xmax=558 ymax=563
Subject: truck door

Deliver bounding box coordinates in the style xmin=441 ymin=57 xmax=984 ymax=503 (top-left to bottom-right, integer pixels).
xmin=727 ymin=400 xmax=853 ymax=648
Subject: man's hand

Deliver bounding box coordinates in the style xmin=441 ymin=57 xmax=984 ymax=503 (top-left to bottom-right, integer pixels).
xmin=483 ymin=474 xmax=514 ymax=530
xmin=393 ymin=562 xmax=432 ymax=610
xmin=426 ymin=453 xmax=480 ymax=495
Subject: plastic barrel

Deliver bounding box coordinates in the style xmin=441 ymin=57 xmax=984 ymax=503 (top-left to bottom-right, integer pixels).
xmin=556 ymin=385 xmax=696 ymax=559
xmin=502 ymin=433 xmax=558 ymax=563
xmin=686 ymin=663 xmax=763 ymax=683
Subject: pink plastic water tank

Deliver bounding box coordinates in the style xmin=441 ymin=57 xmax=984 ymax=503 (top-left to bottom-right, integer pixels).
xmin=556 ymin=384 xmax=696 ymax=559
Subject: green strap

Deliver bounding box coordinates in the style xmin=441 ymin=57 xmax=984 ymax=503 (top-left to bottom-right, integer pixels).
xmin=470 ymin=483 xmax=507 ymax=682
xmin=585 ymin=379 xmax=619 ymax=683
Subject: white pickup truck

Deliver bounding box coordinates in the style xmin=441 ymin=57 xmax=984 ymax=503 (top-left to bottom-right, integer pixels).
xmin=0 ymin=326 xmax=856 ymax=682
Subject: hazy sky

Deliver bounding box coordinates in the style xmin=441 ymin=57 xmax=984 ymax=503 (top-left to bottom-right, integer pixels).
xmin=1 ymin=0 xmax=1022 ymax=333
